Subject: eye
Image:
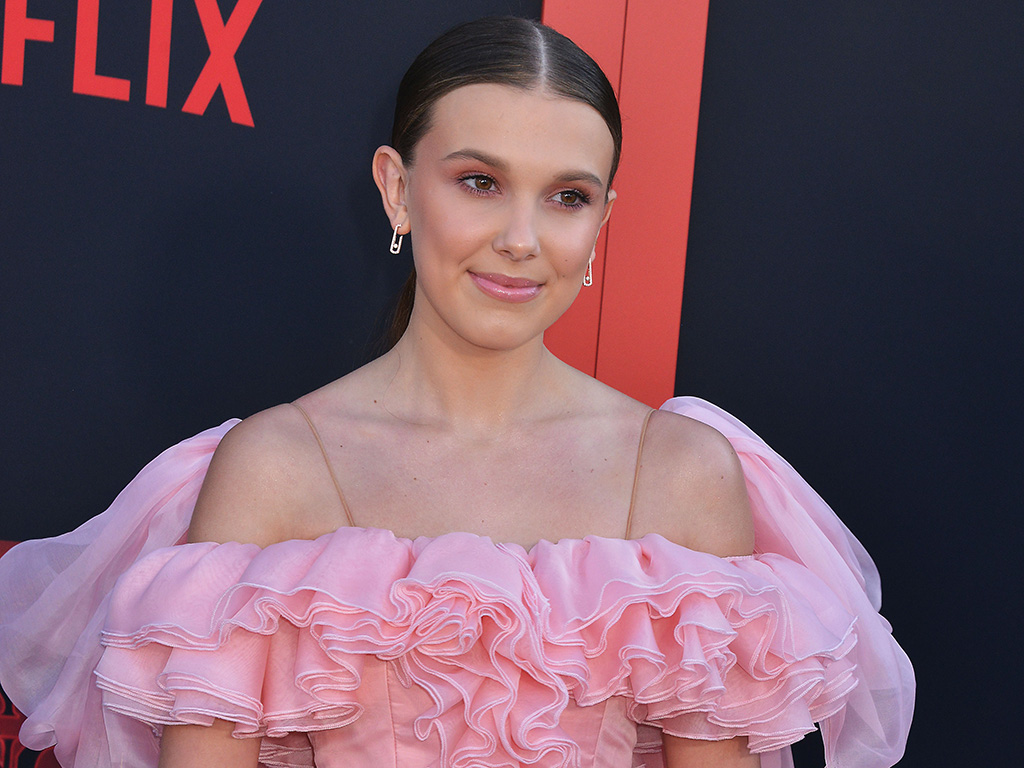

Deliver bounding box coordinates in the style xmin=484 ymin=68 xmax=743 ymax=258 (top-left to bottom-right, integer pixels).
xmin=553 ymin=189 xmax=591 ymax=210
xmin=459 ymin=174 xmax=498 ymax=194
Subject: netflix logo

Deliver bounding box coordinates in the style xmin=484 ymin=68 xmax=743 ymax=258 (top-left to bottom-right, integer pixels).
xmin=2 ymin=0 xmax=263 ymax=126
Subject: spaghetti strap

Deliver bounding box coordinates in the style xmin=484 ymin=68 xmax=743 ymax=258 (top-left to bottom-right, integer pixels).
xmin=289 ymin=402 xmax=357 ymax=528
xmin=624 ymin=409 xmax=656 ymax=540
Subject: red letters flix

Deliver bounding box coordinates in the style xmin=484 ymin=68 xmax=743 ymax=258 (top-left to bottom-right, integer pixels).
xmin=2 ymin=0 xmax=263 ymax=126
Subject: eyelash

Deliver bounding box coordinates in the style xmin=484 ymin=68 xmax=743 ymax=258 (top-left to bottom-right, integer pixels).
xmin=456 ymin=174 xmax=593 ymax=210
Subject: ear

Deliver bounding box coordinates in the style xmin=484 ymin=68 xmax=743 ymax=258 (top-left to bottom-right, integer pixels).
xmin=591 ymin=188 xmax=617 ymax=259
xmin=599 ymin=188 xmax=617 ymax=230
xmin=372 ymin=145 xmax=410 ymax=233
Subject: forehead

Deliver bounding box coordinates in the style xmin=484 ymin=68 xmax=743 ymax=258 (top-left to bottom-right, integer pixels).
xmin=419 ymin=83 xmax=616 ymax=183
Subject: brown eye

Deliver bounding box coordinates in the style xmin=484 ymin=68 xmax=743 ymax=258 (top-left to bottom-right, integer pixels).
xmin=559 ymin=191 xmax=580 ymax=206
xmin=461 ymin=175 xmax=496 ymax=192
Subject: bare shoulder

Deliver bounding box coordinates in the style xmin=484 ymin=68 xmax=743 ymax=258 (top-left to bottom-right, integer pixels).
xmin=630 ymin=409 xmax=755 ymax=557
xmin=188 ymin=403 xmax=335 ymax=547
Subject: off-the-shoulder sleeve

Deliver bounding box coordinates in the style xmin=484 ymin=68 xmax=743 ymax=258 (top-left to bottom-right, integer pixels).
xmin=652 ymin=396 xmax=915 ymax=768
xmin=532 ymin=537 xmax=859 ymax=758
xmin=0 ymin=420 xmax=238 ymax=768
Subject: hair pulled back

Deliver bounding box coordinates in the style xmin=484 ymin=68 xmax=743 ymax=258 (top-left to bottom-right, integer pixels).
xmin=387 ymin=16 xmax=622 ymax=346
xmin=392 ymin=17 xmax=621 ymax=182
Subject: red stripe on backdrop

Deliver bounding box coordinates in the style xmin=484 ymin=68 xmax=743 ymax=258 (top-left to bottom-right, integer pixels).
xmin=541 ymin=0 xmax=628 ymax=378
xmin=542 ymin=0 xmax=710 ymax=406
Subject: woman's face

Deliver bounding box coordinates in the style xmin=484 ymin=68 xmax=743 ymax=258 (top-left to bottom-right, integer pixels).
xmin=382 ymin=83 xmax=616 ymax=353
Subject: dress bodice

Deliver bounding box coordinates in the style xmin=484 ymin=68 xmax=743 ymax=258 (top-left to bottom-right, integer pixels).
xmin=307 ymin=681 xmax=637 ymax=768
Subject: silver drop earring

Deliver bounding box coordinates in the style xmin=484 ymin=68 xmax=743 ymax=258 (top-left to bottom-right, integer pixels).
xmin=390 ymin=224 xmax=404 ymax=254
xmin=583 ymin=260 xmax=593 ymax=287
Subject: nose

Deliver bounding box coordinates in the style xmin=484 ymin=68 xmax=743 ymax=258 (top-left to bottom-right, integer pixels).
xmin=493 ymin=200 xmax=540 ymax=261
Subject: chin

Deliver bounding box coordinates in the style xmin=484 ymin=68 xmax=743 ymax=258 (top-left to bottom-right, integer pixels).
xmin=459 ymin=325 xmax=545 ymax=353
xmin=413 ymin=286 xmax=577 ymax=353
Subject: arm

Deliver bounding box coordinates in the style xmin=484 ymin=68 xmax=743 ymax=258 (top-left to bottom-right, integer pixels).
xmin=188 ymin=405 xmax=329 ymax=548
xmin=632 ymin=412 xmax=759 ymax=766
xmin=162 ymin=406 xmax=327 ymax=765
xmin=662 ymin=735 xmax=760 ymax=768
xmin=630 ymin=410 xmax=754 ymax=557
xmin=159 ymin=721 xmax=262 ymax=768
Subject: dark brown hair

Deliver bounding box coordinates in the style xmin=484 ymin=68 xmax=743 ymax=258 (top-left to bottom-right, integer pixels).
xmin=386 ymin=17 xmax=622 ymax=346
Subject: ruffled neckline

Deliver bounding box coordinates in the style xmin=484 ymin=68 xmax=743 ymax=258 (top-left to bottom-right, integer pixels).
xmin=96 ymin=523 xmax=858 ymax=768
xmin=241 ymin=524 xmax=756 ymax=562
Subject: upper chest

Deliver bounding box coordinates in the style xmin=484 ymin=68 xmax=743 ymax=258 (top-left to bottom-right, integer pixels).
xmin=297 ymin=412 xmax=649 ymax=546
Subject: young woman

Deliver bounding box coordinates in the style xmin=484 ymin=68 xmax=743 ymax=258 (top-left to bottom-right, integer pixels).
xmin=0 ymin=17 xmax=913 ymax=768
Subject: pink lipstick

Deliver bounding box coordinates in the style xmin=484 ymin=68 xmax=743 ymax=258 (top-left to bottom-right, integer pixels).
xmin=469 ymin=272 xmax=542 ymax=303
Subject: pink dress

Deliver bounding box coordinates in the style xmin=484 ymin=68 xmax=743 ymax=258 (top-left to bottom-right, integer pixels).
xmin=0 ymin=398 xmax=914 ymax=768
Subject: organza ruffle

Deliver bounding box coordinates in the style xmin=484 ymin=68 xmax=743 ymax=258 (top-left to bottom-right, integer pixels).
xmin=0 ymin=420 xmax=238 ymax=768
xmin=663 ymin=398 xmax=914 ymax=768
xmin=92 ymin=528 xmax=860 ymax=767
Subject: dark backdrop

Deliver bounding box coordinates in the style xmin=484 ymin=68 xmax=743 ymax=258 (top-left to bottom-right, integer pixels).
xmin=3 ymin=1 xmax=1021 ymax=766
xmin=679 ymin=3 xmax=1022 ymax=767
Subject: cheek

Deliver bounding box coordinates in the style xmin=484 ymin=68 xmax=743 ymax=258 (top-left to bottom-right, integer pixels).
xmin=543 ymin=219 xmax=602 ymax=274
xmin=410 ymin=189 xmax=488 ymax=255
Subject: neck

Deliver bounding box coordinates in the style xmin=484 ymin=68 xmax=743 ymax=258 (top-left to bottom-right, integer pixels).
xmin=377 ymin=321 xmax=568 ymax=435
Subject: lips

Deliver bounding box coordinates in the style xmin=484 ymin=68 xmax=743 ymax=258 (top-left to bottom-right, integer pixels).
xmin=469 ymin=272 xmax=542 ymax=303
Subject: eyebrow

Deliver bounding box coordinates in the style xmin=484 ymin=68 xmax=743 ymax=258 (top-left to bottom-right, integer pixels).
xmin=442 ymin=149 xmax=606 ymax=189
